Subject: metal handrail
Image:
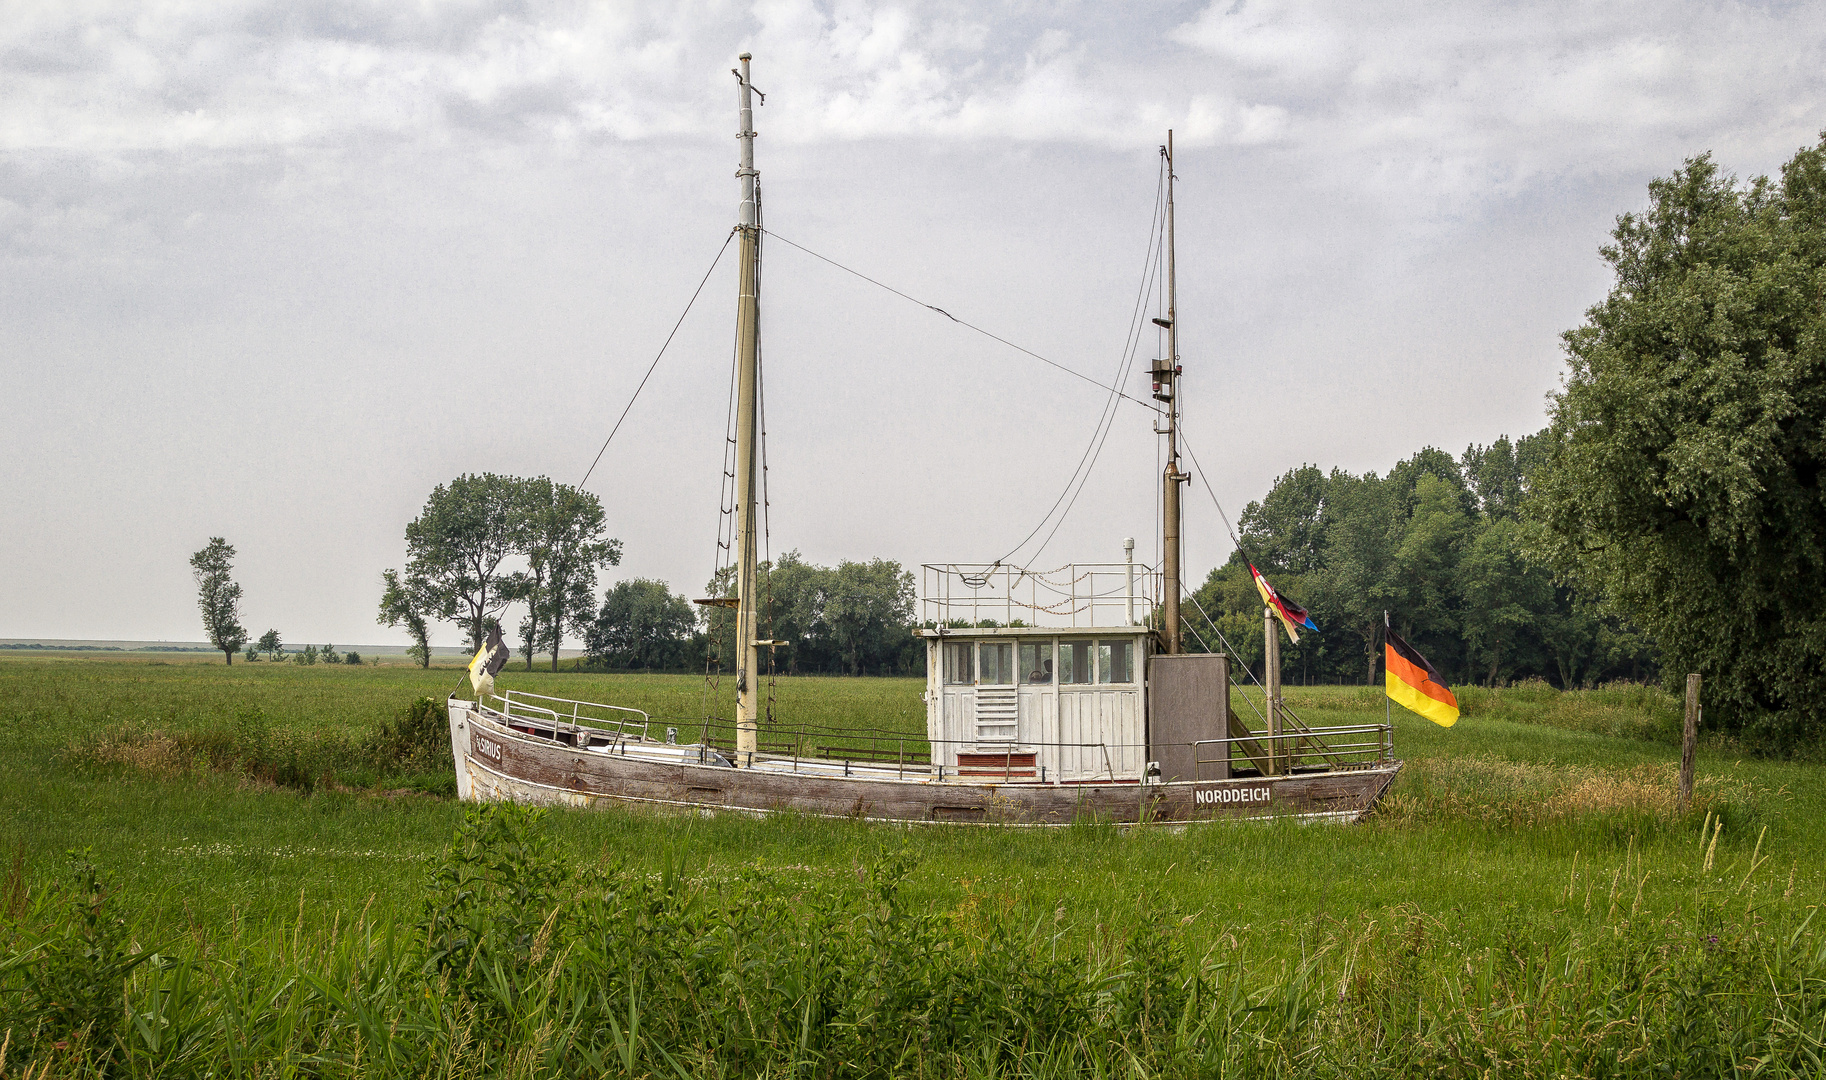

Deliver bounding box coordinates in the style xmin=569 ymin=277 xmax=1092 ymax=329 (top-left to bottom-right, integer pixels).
xmin=921 ymin=561 xmax=1162 ymax=628
xmin=487 ymin=689 xmax=651 ymax=744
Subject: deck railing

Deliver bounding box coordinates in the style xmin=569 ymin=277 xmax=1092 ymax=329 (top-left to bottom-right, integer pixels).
xmin=1192 ymin=723 xmax=1393 ymax=779
xmin=489 ymin=689 xmax=651 ymax=746
xmin=920 ymin=562 xmax=1160 ymax=628
xmin=475 ymin=693 xmax=1393 ymax=784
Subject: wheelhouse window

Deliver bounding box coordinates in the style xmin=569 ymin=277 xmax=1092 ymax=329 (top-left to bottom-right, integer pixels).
xmin=1097 ymin=639 xmax=1134 ymax=684
xmin=1019 ymin=641 xmax=1054 ymax=684
xmin=943 ymin=641 xmax=974 ymax=685
xmin=979 ymin=641 xmax=1014 ymax=685
xmin=1059 ymin=640 xmax=1094 ymax=685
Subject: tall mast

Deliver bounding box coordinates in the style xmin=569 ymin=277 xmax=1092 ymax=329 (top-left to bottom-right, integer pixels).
xmin=733 ymin=54 xmax=762 ymax=766
xmin=1160 ymin=131 xmax=1187 ymax=654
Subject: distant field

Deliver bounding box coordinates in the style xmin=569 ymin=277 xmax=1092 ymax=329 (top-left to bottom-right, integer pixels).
xmin=0 ymin=638 xmax=482 ymax=660
xmin=2 ymin=656 xmax=1823 ymax=1075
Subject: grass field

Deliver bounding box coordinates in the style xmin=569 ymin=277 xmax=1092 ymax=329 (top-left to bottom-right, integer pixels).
xmin=2 ymin=655 xmax=1824 ymax=1076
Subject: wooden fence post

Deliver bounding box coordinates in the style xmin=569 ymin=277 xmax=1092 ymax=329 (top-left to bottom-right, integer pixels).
xmin=1678 ymin=673 xmax=1700 ymax=814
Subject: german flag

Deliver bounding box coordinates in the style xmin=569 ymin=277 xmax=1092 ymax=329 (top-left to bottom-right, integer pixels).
xmin=1251 ymin=563 xmax=1318 ymax=644
xmin=1385 ymin=626 xmax=1458 ymax=727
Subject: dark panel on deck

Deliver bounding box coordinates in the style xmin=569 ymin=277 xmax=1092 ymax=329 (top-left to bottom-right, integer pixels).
xmin=1148 ymin=653 xmax=1229 ymax=782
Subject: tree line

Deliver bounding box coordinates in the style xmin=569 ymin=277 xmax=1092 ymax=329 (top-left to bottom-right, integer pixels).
xmin=376 ymin=476 xmax=922 ymax=676
xmin=1197 ymin=135 xmax=1826 ymax=749
xmin=1188 ymin=436 xmax=1655 ymax=691
xmin=573 ymin=554 xmax=918 ymax=676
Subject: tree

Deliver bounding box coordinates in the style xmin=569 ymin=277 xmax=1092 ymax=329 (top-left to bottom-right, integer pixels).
xmin=825 ymin=560 xmax=916 ymax=675
xmin=403 ymin=474 xmax=523 ymax=651
xmin=586 ymin=579 xmax=699 ymax=670
xmin=1311 ymin=472 xmax=1404 ymax=684
xmin=1532 ymin=138 xmax=1826 ymax=744
xmin=244 ymin=643 xmax=259 ymax=663
xmin=507 ymin=480 xmax=622 ymax=671
xmin=257 ymin=629 xmax=284 ymax=662
xmin=320 ymin=643 xmax=339 ymax=664
xmin=1235 ymin=464 xmax=1332 ymax=575
xmin=378 ymin=570 xmax=433 ymax=669
xmin=1456 ymin=517 xmax=1554 ymax=685
xmin=189 ymin=538 xmax=248 ymax=665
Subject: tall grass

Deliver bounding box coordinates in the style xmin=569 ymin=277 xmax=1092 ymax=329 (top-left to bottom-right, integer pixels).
xmin=4 ymin=659 xmax=1826 ymax=1075
xmin=3 ymin=804 xmax=1823 ymax=1078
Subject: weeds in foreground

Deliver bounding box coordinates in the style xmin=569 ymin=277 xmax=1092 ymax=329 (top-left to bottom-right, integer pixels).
xmin=3 ymin=804 xmax=1823 ymax=1079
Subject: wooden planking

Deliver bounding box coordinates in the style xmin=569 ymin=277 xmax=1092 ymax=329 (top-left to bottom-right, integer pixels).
xmin=957 ymin=751 xmax=1038 ymax=779
xmin=461 ymin=706 xmax=1399 ymax=826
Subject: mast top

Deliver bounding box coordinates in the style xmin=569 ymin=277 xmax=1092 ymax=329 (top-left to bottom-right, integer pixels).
xmin=736 ymin=55 xmax=758 ymax=229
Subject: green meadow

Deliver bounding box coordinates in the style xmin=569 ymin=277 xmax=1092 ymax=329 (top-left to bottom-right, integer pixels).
xmin=2 ymin=655 xmax=1824 ymax=1076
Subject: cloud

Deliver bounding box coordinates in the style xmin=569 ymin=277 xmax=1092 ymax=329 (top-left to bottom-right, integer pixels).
xmin=0 ymin=0 xmax=1296 ymax=155
xmin=1168 ymin=0 xmax=1826 ymax=206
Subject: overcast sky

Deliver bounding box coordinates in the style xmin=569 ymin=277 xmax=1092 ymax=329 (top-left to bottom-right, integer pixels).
xmin=3 ymin=0 xmax=1822 ymax=647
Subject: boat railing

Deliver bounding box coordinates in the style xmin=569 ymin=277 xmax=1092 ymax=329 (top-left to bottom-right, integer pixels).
xmin=472 ymin=693 xmax=1390 ymax=782
xmin=1192 ymin=723 xmax=1393 ymax=780
xmin=920 ymin=561 xmax=1161 ymax=628
xmin=487 ymin=689 xmax=652 ymax=746
xmin=684 ymin=718 xmax=1392 ymax=783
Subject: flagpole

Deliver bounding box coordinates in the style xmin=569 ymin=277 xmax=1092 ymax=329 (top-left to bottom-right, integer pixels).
xmin=1383 ymin=610 xmax=1390 ymax=733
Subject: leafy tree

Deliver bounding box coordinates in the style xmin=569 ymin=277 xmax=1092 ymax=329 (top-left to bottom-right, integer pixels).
xmin=257 ymin=629 xmax=284 ymax=662
xmin=825 ymin=560 xmax=917 ymax=675
xmin=297 ymin=644 xmax=318 ymax=666
xmin=244 ymin=643 xmax=259 ymax=663
xmin=700 ymin=552 xmax=921 ymax=676
xmin=320 ymin=643 xmax=339 ymax=664
xmin=507 ymin=479 xmax=621 ymax=671
xmin=378 ymin=570 xmax=434 ymax=669
xmin=1457 ymin=516 xmax=1554 ymax=685
xmin=404 ymin=474 xmax=523 ymax=651
xmin=1311 ymin=471 xmax=1404 ymax=684
xmin=1235 ymin=464 xmax=1331 ymax=575
xmin=189 ymin=538 xmax=248 ymax=664
xmin=586 ymin=579 xmax=699 ymax=670
xmin=1532 ymin=138 xmax=1826 ymax=744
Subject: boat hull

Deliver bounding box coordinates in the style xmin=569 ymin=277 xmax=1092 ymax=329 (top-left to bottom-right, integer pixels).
xmin=448 ymin=698 xmax=1400 ymax=826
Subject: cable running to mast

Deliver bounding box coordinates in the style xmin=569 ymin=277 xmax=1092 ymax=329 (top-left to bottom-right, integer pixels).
xmin=578 ymin=229 xmax=736 ymax=491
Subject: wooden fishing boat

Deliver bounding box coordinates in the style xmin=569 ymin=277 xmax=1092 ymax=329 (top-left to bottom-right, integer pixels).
xmin=446 ymin=54 xmax=1402 ymax=825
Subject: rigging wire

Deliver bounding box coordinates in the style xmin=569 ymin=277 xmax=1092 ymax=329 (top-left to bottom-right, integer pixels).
xmin=1175 ymin=426 xmax=1244 ymax=552
xmin=580 ymin=228 xmax=737 ymax=491
xmin=1000 ymin=158 xmax=1169 ymax=569
xmin=761 ymin=228 xmax=1166 ymax=417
